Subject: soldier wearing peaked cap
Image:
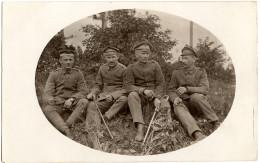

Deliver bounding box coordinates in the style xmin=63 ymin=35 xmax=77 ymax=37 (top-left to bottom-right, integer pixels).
xmin=167 ymin=45 xmax=220 ymax=142
xmin=86 ymin=46 xmax=128 ymax=127
xmin=124 ymin=40 xmax=166 ymax=141
xmin=181 ymin=44 xmax=198 ymax=58
xmin=43 ymin=47 xmax=89 ymax=139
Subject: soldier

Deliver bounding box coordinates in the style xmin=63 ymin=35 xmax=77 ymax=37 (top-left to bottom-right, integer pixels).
xmin=43 ymin=47 xmax=89 ymax=139
xmin=167 ymin=45 xmax=220 ymax=141
xmin=124 ymin=40 xmax=165 ymax=141
xmin=86 ymin=46 xmax=128 ymax=122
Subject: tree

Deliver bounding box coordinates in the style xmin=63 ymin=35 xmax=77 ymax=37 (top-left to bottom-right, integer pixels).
xmin=195 ymin=37 xmax=235 ymax=83
xmin=81 ymin=9 xmax=177 ymax=70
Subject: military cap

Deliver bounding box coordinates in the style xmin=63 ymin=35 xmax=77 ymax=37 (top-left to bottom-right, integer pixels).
xmin=103 ymin=46 xmax=120 ymax=53
xmin=181 ymin=45 xmax=198 ymax=58
xmin=132 ymin=40 xmax=153 ymax=51
xmin=59 ymin=47 xmax=76 ymax=57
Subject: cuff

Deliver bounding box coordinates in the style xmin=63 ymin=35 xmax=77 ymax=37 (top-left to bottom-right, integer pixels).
xmin=185 ymin=86 xmax=189 ymax=93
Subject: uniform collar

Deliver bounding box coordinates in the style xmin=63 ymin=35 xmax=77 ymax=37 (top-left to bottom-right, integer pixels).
xmin=61 ymin=68 xmax=73 ymax=74
xmin=184 ymin=66 xmax=196 ymax=75
xmin=106 ymin=63 xmax=119 ymax=71
xmin=137 ymin=60 xmax=151 ymax=67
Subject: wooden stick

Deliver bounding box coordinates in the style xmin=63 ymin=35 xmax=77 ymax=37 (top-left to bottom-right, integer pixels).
xmin=93 ymin=96 xmax=114 ymax=140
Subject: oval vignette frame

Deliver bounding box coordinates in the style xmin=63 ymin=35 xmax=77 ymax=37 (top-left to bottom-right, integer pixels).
xmin=35 ymin=9 xmax=236 ymax=156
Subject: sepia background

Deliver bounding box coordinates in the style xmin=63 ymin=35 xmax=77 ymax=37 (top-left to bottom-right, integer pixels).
xmin=3 ymin=2 xmax=257 ymax=162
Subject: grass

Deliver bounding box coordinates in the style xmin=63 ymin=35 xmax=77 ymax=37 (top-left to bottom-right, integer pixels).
xmin=35 ymin=71 xmax=235 ymax=155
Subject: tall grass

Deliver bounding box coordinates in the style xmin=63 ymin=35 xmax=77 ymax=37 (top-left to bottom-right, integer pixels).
xmin=35 ymin=71 xmax=235 ymax=155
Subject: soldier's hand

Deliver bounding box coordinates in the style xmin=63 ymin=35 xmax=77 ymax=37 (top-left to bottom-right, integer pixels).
xmin=176 ymin=87 xmax=187 ymax=96
xmin=106 ymin=94 xmax=113 ymax=102
xmin=174 ymin=97 xmax=183 ymax=105
xmin=154 ymin=98 xmax=161 ymax=109
xmin=87 ymin=93 xmax=94 ymax=100
xmin=144 ymin=89 xmax=154 ymax=98
xmin=64 ymin=99 xmax=73 ymax=109
xmin=47 ymin=98 xmax=55 ymax=105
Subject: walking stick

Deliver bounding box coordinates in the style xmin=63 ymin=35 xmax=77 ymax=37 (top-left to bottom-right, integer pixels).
xmin=142 ymin=105 xmax=159 ymax=145
xmin=142 ymin=95 xmax=169 ymax=145
xmin=93 ymin=95 xmax=114 ymax=140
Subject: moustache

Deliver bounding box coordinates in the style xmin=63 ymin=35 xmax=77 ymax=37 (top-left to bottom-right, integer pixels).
xmin=108 ymin=61 xmax=116 ymax=64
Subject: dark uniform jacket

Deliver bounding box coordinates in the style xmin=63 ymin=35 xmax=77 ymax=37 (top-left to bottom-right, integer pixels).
xmin=167 ymin=66 xmax=209 ymax=103
xmin=90 ymin=63 xmax=127 ymax=100
xmin=124 ymin=60 xmax=165 ymax=99
xmin=43 ymin=68 xmax=88 ymax=104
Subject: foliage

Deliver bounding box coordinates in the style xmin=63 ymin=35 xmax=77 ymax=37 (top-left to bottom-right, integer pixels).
xmin=35 ymin=10 xmax=236 ymax=156
xmin=195 ymin=37 xmax=235 ymax=84
xmin=70 ymin=78 xmax=235 ymax=155
xmin=81 ymin=9 xmax=177 ymax=71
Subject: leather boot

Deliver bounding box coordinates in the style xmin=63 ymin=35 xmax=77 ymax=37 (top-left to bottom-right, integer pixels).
xmin=193 ymin=131 xmax=207 ymax=142
xmin=135 ymin=123 xmax=144 ymax=142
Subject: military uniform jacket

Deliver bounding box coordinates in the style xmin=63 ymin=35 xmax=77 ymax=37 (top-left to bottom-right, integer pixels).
xmin=167 ymin=66 xmax=209 ymax=103
xmin=124 ymin=60 xmax=165 ymax=99
xmin=42 ymin=68 xmax=88 ymax=104
xmin=90 ymin=63 xmax=127 ymax=100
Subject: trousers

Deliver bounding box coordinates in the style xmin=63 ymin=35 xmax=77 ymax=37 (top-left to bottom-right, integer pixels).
xmin=128 ymin=92 xmax=171 ymax=125
xmin=97 ymin=96 xmax=128 ymax=119
xmin=173 ymin=93 xmax=219 ymax=136
xmin=128 ymin=92 xmax=157 ymax=125
xmin=44 ymin=98 xmax=89 ymax=134
xmin=86 ymin=96 xmax=128 ymax=128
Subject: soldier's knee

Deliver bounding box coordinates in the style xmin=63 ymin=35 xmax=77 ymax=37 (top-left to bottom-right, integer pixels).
xmin=77 ymin=98 xmax=89 ymax=106
xmin=190 ymin=93 xmax=205 ymax=103
xmin=128 ymin=92 xmax=139 ymax=100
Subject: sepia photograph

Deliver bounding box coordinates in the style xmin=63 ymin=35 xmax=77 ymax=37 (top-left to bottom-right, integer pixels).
xmin=2 ymin=2 xmax=257 ymax=162
xmin=35 ymin=9 xmax=236 ymax=155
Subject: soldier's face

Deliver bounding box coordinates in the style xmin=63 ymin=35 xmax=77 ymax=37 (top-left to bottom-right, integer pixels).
xmin=59 ymin=54 xmax=75 ymax=69
xmin=135 ymin=45 xmax=151 ymax=63
xmin=104 ymin=53 xmax=119 ymax=67
xmin=180 ymin=55 xmax=196 ymax=68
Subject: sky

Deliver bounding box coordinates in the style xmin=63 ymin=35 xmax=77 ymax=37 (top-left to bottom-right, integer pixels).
xmin=64 ymin=9 xmax=224 ymax=62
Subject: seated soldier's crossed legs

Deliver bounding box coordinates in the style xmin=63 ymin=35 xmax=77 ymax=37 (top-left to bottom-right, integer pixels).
xmin=85 ymin=96 xmax=128 ymax=129
xmin=96 ymin=96 xmax=128 ymax=119
xmin=44 ymin=104 xmax=71 ymax=136
xmin=189 ymin=93 xmax=219 ymax=123
xmin=173 ymin=103 xmax=202 ymax=137
xmin=66 ymin=98 xmax=89 ymax=127
xmin=103 ymin=96 xmax=128 ymax=120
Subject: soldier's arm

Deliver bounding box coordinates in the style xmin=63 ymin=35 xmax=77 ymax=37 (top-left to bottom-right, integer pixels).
xmin=90 ymin=68 xmax=103 ymax=96
xmin=71 ymin=71 xmax=89 ymax=100
xmin=166 ymin=71 xmax=179 ymax=103
xmin=186 ymin=69 xmax=209 ymax=95
xmin=124 ymin=68 xmax=146 ymax=94
xmin=42 ymin=72 xmax=56 ymax=104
